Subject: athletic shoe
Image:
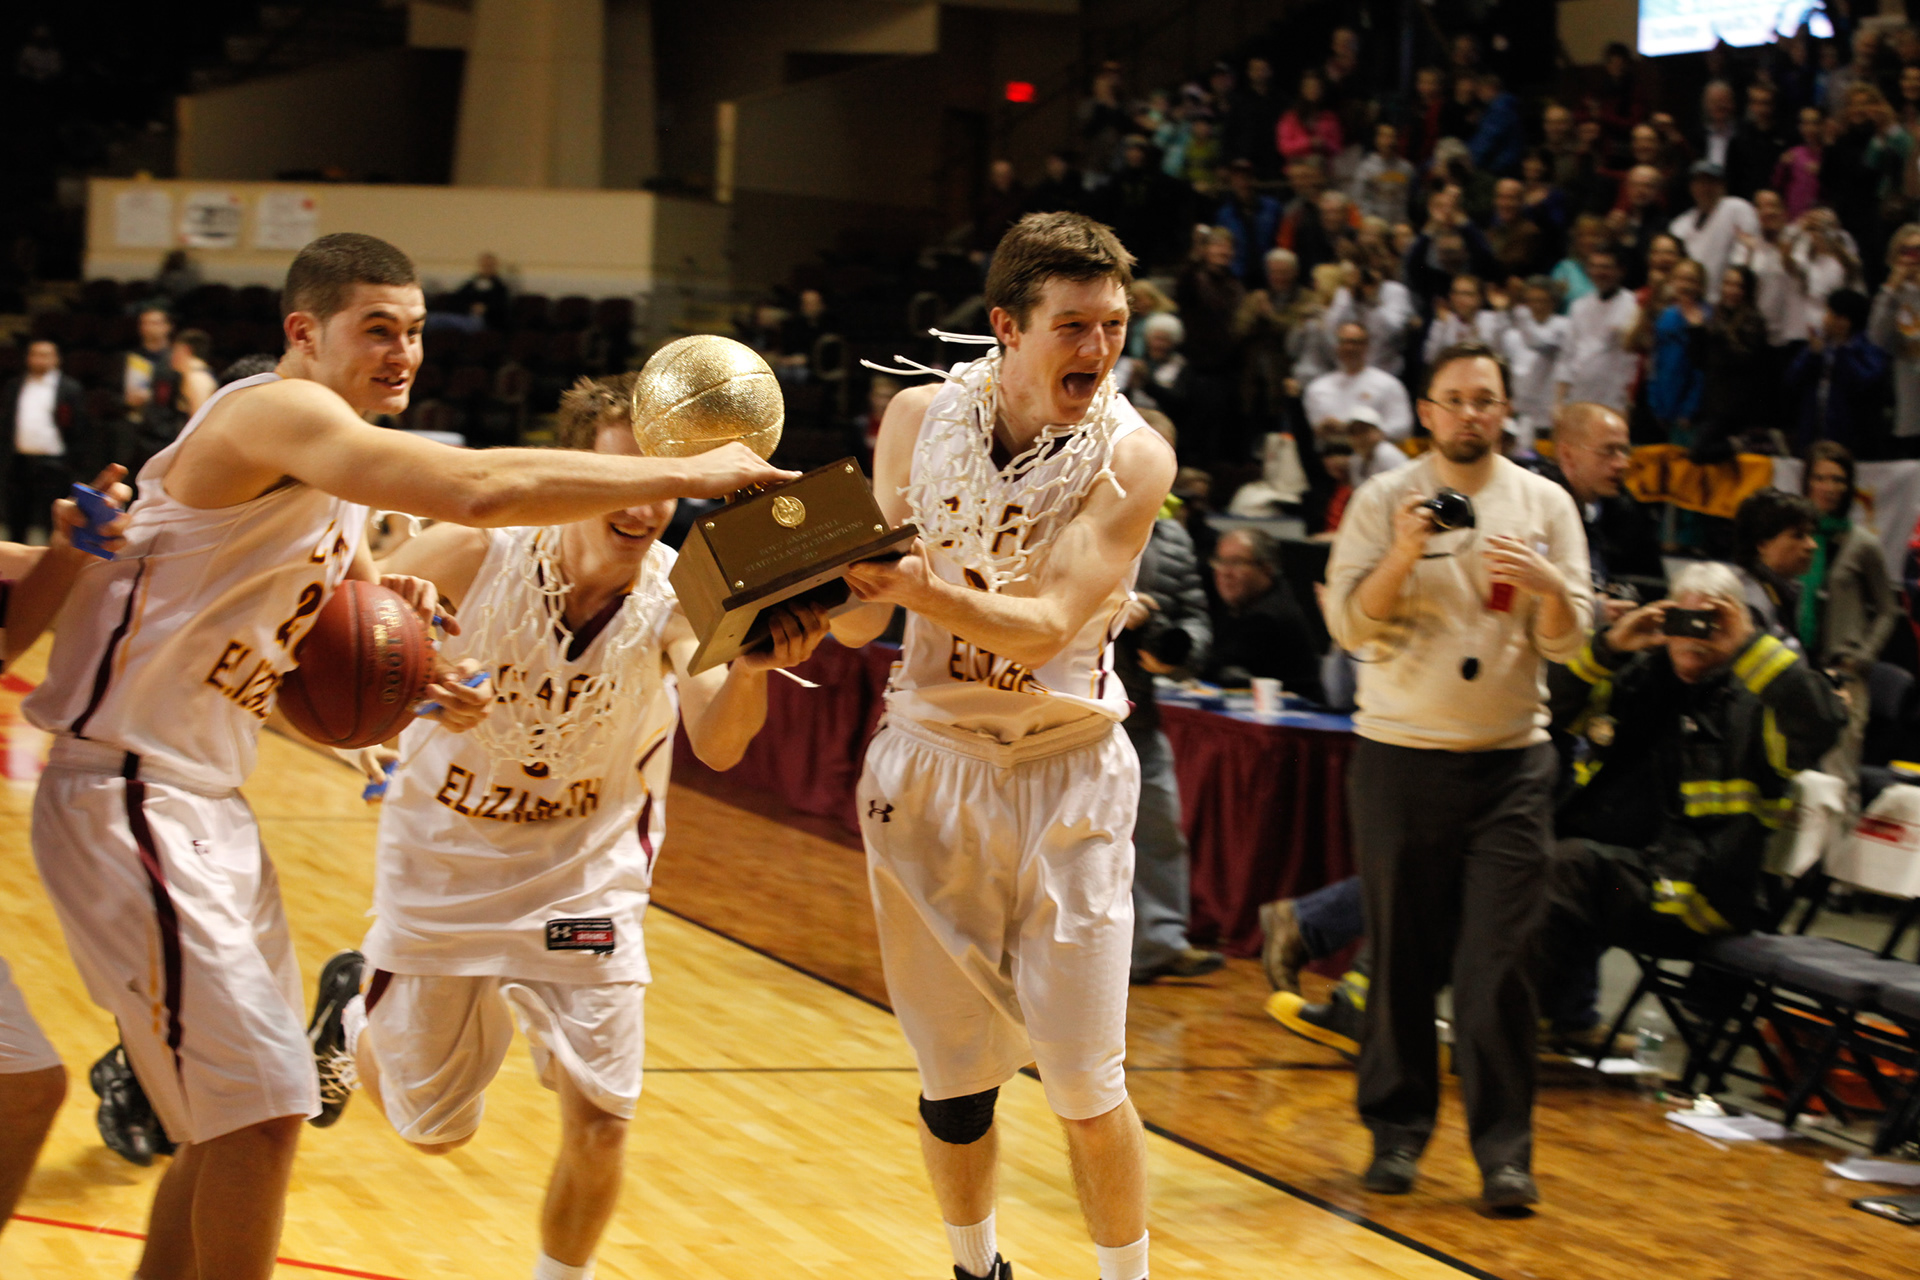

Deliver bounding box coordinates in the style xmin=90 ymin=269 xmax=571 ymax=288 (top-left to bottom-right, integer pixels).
xmin=1362 ymin=1147 xmax=1419 ymax=1194
xmin=89 ymin=1044 xmax=174 ymax=1166
xmin=1257 ymin=898 xmax=1309 ymax=994
xmin=1544 ymin=1022 xmax=1638 ymax=1062
xmin=1264 ymin=986 xmax=1361 ymax=1060
xmin=955 ymin=1256 xmax=1013 ymax=1280
xmin=1130 ymin=947 xmax=1225 ymax=984
xmin=308 ymin=949 xmax=364 ymax=1128
xmin=1481 ymin=1164 xmax=1540 ymax=1213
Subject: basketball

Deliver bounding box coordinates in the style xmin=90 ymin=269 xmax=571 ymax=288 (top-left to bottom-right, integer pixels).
xmin=630 ymin=334 xmax=785 ymax=460
xmin=278 ymin=580 xmax=434 ymax=750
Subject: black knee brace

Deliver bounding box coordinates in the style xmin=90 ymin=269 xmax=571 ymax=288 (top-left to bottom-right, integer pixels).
xmin=918 ymin=1087 xmax=998 ymax=1145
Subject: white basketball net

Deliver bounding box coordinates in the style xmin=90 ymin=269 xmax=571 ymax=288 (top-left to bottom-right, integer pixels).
xmin=866 ymin=338 xmax=1128 ymax=593
xmin=460 ymin=526 xmax=673 ymax=781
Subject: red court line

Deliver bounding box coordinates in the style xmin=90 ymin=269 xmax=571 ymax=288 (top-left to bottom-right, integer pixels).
xmin=13 ymin=1215 xmax=413 ymax=1280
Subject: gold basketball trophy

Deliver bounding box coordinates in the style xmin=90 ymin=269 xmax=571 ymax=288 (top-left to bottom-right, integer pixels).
xmin=633 ymin=335 xmax=917 ymax=674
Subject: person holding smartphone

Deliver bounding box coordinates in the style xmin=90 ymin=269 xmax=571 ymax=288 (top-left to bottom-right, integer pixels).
xmin=1543 ymin=561 xmax=1847 ymax=1035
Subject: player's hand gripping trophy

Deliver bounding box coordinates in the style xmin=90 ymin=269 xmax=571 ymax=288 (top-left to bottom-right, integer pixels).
xmin=631 ymin=335 xmax=916 ymax=673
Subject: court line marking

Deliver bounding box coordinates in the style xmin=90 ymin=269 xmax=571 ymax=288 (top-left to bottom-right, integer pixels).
xmin=649 ymin=902 xmax=1509 ymax=1280
xmin=11 ymin=1215 xmax=413 ymax=1280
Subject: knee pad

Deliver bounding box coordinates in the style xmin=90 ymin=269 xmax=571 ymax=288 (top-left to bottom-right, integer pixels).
xmin=918 ymin=1087 xmax=998 ymax=1145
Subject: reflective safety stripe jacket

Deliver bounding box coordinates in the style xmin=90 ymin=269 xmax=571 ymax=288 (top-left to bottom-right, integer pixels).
xmin=1551 ymin=629 xmax=1849 ymax=934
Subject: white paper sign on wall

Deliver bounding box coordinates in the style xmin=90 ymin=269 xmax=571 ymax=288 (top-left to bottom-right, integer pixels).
xmin=254 ymin=190 xmax=318 ymax=250
xmin=180 ymin=191 xmax=243 ymax=249
xmin=114 ymin=188 xmax=174 ymax=249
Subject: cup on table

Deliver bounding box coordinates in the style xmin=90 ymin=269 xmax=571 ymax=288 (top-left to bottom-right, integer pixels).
xmin=1251 ymin=677 xmax=1282 ymax=716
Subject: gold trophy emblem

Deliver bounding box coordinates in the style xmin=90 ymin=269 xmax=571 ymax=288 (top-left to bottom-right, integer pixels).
xmin=630 ymin=335 xmax=916 ymax=673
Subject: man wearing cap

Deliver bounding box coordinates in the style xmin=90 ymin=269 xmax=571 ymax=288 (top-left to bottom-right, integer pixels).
xmin=1303 ymin=321 xmax=1414 ymax=443
xmin=1667 ymin=160 xmax=1758 ymax=304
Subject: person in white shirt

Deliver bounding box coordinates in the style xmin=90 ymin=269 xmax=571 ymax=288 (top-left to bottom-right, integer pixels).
xmin=1422 ymin=275 xmax=1510 ymax=368
xmin=1350 ymin=122 xmax=1417 ymax=227
xmin=1668 ymin=160 xmax=1759 ymax=304
xmin=1730 ymin=189 xmax=1812 ymax=347
xmin=1556 ymin=248 xmax=1641 ymax=413
xmin=1344 ymin=405 xmax=1409 ymax=485
xmin=1321 ymin=271 xmax=1418 ymax=376
xmin=1304 ymin=322 xmax=1415 ymax=442
xmin=2 ymin=340 xmax=77 ymax=544
xmin=1503 ymin=277 xmax=1569 ymax=453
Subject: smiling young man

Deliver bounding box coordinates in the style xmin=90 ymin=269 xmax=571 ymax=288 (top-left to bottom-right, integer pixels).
xmin=24 ymin=233 xmax=791 ymax=1280
xmin=1325 ymin=340 xmax=1591 ymax=1211
xmin=832 ymin=212 xmax=1174 ymax=1280
xmin=313 ymin=374 xmax=828 ymax=1280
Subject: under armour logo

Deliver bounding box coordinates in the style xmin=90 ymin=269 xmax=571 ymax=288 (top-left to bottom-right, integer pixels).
xmin=867 ymin=801 xmax=893 ymax=823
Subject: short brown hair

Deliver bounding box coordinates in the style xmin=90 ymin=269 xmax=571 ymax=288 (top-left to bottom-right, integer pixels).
xmin=556 ymin=372 xmax=640 ymax=450
xmin=1422 ymin=339 xmax=1510 ymax=399
xmin=984 ymin=212 xmax=1134 ymax=332
xmin=281 ymin=232 xmax=418 ymax=322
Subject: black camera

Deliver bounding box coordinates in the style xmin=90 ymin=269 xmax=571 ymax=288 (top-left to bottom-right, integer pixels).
xmin=1662 ymin=607 xmax=1718 ymax=639
xmin=1424 ymin=488 xmax=1476 ymax=531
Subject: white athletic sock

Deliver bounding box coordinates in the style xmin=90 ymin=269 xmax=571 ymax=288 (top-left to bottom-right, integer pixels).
xmin=1095 ymin=1231 xmax=1148 ymax=1280
xmin=342 ymin=992 xmax=367 ymax=1057
xmin=945 ymin=1213 xmax=997 ymax=1278
xmin=532 ymin=1253 xmax=592 ymax=1280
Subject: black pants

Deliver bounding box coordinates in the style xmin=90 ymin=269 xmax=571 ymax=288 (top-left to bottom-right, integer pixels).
xmin=1539 ymin=838 xmax=1705 ymax=1008
xmin=7 ymin=454 xmax=71 ymax=544
xmin=1351 ymin=738 xmax=1555 ymax=1174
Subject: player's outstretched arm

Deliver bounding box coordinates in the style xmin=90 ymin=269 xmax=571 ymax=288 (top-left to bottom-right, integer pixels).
xmin=843 ymin=428 xmax=1175 ymax=671
xmin=180 ymin=378 xmax=797 ymax=523
xmin=667 ymin=601 xmax=830 ymax=770
xmin=2 ymin=465 xmax=133 ymax=664
xmin=829 ymin=381 xmax=933 ymax=649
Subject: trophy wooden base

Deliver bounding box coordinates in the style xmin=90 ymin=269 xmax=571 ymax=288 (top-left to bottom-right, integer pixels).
xmin=670 ymin=457 xmax=917 ymax=674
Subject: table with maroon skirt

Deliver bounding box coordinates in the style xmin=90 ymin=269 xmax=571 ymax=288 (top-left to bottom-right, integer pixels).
xmin=673 ymin=640 xmax=1355 ymax=959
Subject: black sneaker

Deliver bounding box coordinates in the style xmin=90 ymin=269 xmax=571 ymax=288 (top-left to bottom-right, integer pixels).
xmin=89 ymin=1044 xmax=174 ymax=1166
xmin=1363 ymin=1146 xmax=1419 ymax=1194
xmin=1482 ymin=1164 xmax=1540 ymax=1214
xmin=307 ymin=949 xmax=364 ymax=1128
xmin=1264 ymin=985 xmax=1361 ymax=1060
xmin=955 ymin=1256 xmax=1012 ymax=1280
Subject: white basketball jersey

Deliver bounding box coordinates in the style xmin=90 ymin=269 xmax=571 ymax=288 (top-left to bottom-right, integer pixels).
xmin=886 ymin=377 xmax=1147 ymax=745
xmin=362 ymin=528 xmax=679 ymax=984
xmin=27 ymin=373 xmax=367 ymax=794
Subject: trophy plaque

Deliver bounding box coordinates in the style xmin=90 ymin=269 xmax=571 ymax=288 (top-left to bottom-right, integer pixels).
xmin=632 ymin=335 xmax=917 ymax=674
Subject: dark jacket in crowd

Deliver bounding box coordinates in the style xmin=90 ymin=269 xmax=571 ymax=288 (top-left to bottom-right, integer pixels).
xmin=1784 ymin=333 xmax=1892 ymax=454
xmin=111 ymin=348 xmax=186 ymax=477
xmin=1531 ymin=459 xmax=1665 ymax=587
xmin=1173 ymin=260 xmax=1246 ymax=375
xmin=1096 ymin=162 xmax=1191 ymax=272
xmin=1215 ymin=193 xmax=1282 ymax=286
xmin=450 ymin=272 xmax=510 ymax=329
xmin=1553 ymin=628 xmax=1847 ymax=934
xmin=1116 ymin=517 xmax=1212 ymax=735
xmin=1206 ymin=578 xmax=1324 ymax=704
xmin=0 ymin=371 xmax=97 ymax=475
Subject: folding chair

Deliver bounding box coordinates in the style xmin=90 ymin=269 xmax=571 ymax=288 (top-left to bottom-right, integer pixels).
xmin=1594 ymin=771 xmax=1844 ymax=1089
xmin=1696 ymin=784 xmax=1920 ymax=1142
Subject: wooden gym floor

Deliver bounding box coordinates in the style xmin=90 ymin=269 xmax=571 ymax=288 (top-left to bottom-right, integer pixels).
xmin=0 ymin=637 xmax=1915 ymax=1279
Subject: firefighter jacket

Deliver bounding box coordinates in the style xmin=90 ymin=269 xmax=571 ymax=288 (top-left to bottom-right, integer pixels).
xmin=1552 ymin=629 xmax=1848 ymax=935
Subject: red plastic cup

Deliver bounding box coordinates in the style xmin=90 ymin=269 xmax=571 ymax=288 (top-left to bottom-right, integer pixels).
xmin=1489 ymin=582 xmax=1515 ymax=612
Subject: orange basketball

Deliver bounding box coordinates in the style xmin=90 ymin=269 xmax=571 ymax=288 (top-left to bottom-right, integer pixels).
xmin=278 ymin=581 xmax=434 ymax=749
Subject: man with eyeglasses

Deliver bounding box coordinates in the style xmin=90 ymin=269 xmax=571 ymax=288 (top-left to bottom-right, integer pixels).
xmin=1541 ymin=402 xmax=1662 ymax=617
xmin=1323 ymin=340 xmax=1591 ymax=1213
xmin=1302 ymin=321 xmax=1414 ymax=443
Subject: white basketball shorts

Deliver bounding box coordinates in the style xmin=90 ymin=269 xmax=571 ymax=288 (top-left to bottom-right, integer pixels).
xmin=362 ymin=971 xmax=645 ymax=1145
xmin=32 ymin=756 xmax=318 ymax=1144
xmin=857 ymin=714 xmax=1139 ymax=1121
xmin=0 ymin=954 xmax=61 ymax=1074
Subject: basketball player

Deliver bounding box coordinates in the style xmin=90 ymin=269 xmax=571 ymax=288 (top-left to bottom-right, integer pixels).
xmin=0 ymin=466 xmax=132 ymax=1236
xmin=25 ymin=233 xmax=792 ymax=1280
xmin=312 ymin=374 xmax=829 ymax=1280
xmin=832 ymin=212 xmax=1174 ymax=1280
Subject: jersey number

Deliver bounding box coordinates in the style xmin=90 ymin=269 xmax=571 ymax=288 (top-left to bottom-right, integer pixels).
xmin=275 ymin=582 xmax=324 ymax=648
